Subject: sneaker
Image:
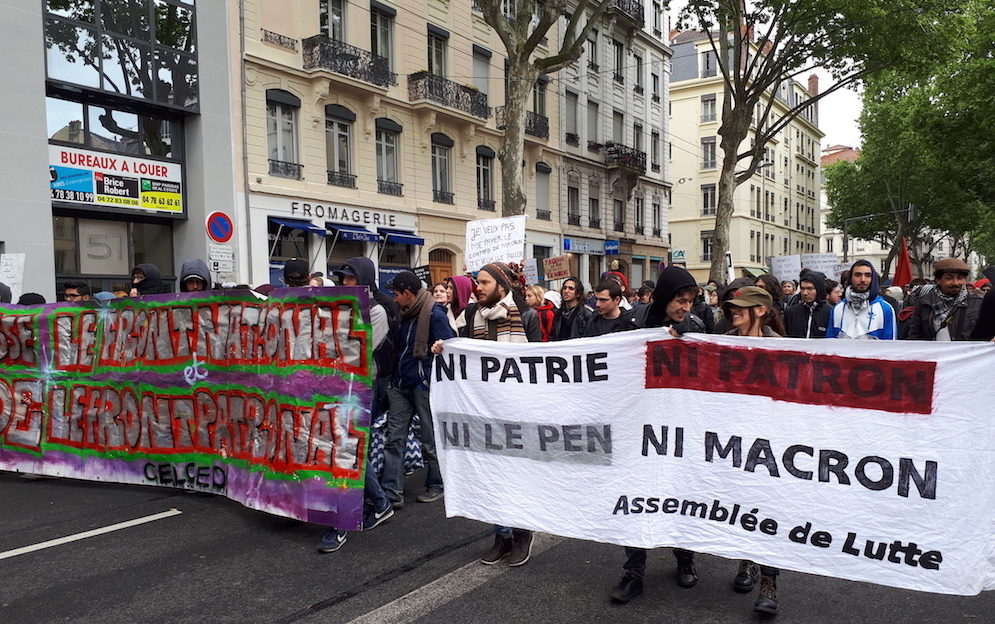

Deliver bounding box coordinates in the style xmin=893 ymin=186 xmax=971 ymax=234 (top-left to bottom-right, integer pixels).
xmin=610 ymin=572 xmax=644 ymax=603
xmin=317 ymin=530 xmax=348 ymax=553
xmin=506 ymin=529 xmax=534 ymax=567
xmin=676 ymin=558 xmax=698 ymax=588
xmin=416 ymin=487 xmax=444 ymax=503
xmin=362 ymin=504 xmax=394 ymax=531
xmin=754 ymin=575 xmax=779 ymax=615
xmin=386 ymin=491 xmax=405 ymax=510
xmin=734 ymin=560 xmax=761 ymax=593
xmin=479 ymin=534 xmax=513 ymax=565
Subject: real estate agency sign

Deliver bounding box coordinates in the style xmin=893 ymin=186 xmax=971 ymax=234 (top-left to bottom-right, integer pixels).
xmin=49 ymin=145 xmax=184 ymax=215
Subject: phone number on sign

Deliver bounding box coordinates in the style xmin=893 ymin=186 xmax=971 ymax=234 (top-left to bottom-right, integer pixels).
xmin=51 ymin=188 xmax=95 ymax=202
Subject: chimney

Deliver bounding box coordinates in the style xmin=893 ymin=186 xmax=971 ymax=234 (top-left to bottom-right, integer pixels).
xmin=68 ymin=120 xmax=82 ymax=143
xmin=807 ymin=74 xmax=820 ymax=126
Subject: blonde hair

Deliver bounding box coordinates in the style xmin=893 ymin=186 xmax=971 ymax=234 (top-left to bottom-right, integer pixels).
xmin=526 ymin=284 xmax=546 ymax=309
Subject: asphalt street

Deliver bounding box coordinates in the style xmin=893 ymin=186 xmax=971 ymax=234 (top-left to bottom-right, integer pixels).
xmin=1 ymin=470 xmax=991 ymax=624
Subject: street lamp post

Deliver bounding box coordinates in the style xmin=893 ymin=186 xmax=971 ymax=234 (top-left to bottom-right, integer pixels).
xmin=841 ymin=204 xmax=917 ymax=264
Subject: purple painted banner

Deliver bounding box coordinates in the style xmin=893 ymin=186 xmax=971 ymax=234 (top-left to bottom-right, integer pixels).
xmin=0 ymin=287 xmax=373 ymax=529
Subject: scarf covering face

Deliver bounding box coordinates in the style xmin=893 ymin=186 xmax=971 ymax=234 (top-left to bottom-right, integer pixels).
xmin=928 ymin=284 xmax=967 ymax=331
xmin=472 ymin=291 xmax=528 ymax=342
xmin=400 ymin=288 xmax=435 ymax=359
xmin=845 ymin=285 xmax=871 ymax=313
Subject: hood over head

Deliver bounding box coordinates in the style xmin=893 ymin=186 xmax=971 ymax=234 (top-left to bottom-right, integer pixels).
xmin=132 ymin=263 xmax=166 ymax=295
xmin=644 ymin=266 xmax=698 ymax=327
xmin=0 ymin=282 xmax=10 ymax=304
xmin=18 ymin=293 xmax=46 ymax=305
xmin=179 ymin=259 xmax=211 ymax=292
xmin=720 ymin=277 xmax=756 ymax=303
xmin=446 ymin=275 xmax=476 ymax=315
xmin=799 ymin=269 xmax=827 ymax=302
xmin=850 ymin=259 xmax=880 ymax=299
xmin=336 ymin=257 xmax=377 ymax=289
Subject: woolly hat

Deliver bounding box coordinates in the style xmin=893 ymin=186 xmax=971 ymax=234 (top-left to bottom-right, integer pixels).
xmin=544 ymin=291 xmax=562 ymax=309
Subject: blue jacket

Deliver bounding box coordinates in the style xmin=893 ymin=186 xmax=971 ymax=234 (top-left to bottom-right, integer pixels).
xmin=394 ymin=302 xmax=454 ymax=388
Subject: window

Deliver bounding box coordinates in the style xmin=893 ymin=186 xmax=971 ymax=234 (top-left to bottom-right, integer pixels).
xmin=653 ymin=2 xmax=662 ymax=33
xmin=613 ymin=198 xmax=625 ymax=231
xmin=635 ymin=197 xmax=644 ymax=230
xmin=376 ymin=126 xmax=399 ymax=183
xmin=536 ymin=163 xmax=550 ymax=219
xmin=371 ymin=8 xmax=393 ymax=68
xmin=428 ymin=33 xmax=447 ymax=76
xmin=612 ymin=111 xmax=624 ymax=143
xmin=700 ymin=51 xmax=716 ymax=78
xmin=633 ymin=123 xmax=643 ymax=152
xmin=565 ymin=91 xmax=578 ymax=135
xmin=827 ymin=238 xmax=834 ymax=253
xmin=476 ymin=146 xmax=494 ymax=207
xmin=469 ymin=51 xmax=490 ymax=94
xmin=701 ymin=184 xmax=716 ymax=215
xmin=431 ymin=134 xmax=453 ymax=202
xmin=587 ymin=100 xmax=599 ymax=142
xmin=701 ymin=94 xmax=716 ymax=122
xmin=612 ymin=40 xmax=624 ymax=82
xmin=701 ymin=136 xmax=716 ymax=169
xmin=651 ymin=72 xmax=660 ymax=99
xmin=266 ymin=90 xmax=300 ymax=176
xmin=533 ymin=80 xmax=546 ymax=115
xmin=652 ymin=201 xmax=661 ymax=230
xmin=568 ymin=185 xmax=580 ymax=222
xmin=319 ymin=0 xmax=344 ymax=40
xmin=586 ymin=30 xmax=598 ymax=69
xmin=701 ymin=230 xmax=714 ymax=261
xmin=589 ymin=180 xmax=601 ymax=226
xmin=325 ymin=105 xmax=353 ymax=186
xmin=651 ymin=131 xmax=660 ymax=165
xmin=633 ymin=54 xmax=643 ymax=90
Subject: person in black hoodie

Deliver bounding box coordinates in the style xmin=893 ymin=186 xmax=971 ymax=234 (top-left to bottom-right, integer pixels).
xmin=130 ymin=263 xmax=169 ymax=295
xmin=783 ymin=270 xmax=830 ymax=338
xmin=611 ymin=266 xmax=704 ymax=606
xmin=179 ymin=259 xmax=212 ymax=292
xmin=0 ymin=282 xmax=11 ymax=304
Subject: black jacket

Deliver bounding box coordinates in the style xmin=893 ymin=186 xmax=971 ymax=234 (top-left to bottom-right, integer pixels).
xmin=907 ymin=291 xmax=983 ymax=341
xmin=783 ymin=301 xmax=831 ymax=338
xmin=552 ymin=303 xmax=594 ymax=340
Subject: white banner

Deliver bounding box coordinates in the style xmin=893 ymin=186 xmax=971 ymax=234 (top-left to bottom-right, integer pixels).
xmin=465 ymin=215 xmax=527 ymax=271
xmin=431 ymin=330 xmax=995 ymax=595
xmin=769 ymin=254 xmax=801 ymax=284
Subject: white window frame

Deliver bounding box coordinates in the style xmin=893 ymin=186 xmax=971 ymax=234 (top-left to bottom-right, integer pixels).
xmin=431 ymin=144 xmax=451 ymax=193
xmin=376 ymin=128 xmax=398 ymax=182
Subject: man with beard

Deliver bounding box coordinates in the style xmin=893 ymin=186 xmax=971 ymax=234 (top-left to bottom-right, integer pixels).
xmin=826 ymin=260 xmax=896 ymax=340
xmin=551 ymin=276 xmax=592 ymax=340
xmin=907 ymin=258 xmax=982 ymax=341
xmin=783 ymin=270 xmax=830 ymax=338
xmin=433 ymin=262 xmax=540 ymax=566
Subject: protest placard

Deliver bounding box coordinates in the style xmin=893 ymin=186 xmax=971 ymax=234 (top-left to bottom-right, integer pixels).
xmin=522 ymin=259 xmax=539 ymax=285
xmin=465 ymin=216 xmax=527 ymax=270
xmin=770 ymin=254 xmax=802 ymax=284
xmin=0 ymin=288 xmax=373 ymax=528
xmin=431 ymin=331 xmax=995 ymax=595
xmin=0 ymin=253 xmax=26 ymax=302
xmin=802 ymin=253 xmax=844 ymax=279
xmin=543 ymin=255 xmax=571 ymax=281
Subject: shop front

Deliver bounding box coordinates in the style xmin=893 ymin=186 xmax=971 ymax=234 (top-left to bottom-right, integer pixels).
xmin=562 ymin=237 xmax=605 ymax=292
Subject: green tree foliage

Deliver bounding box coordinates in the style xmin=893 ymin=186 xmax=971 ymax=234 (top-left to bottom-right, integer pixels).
xmin=677 ymin=0 xmax=970 ymax=281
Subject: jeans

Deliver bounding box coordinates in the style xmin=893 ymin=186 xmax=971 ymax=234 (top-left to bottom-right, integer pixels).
xmin=495 ymin=526 xmax=513 ymax=539
xmin=381 ymin=385 xmax=442 ymax=496
xmin=363 ymin=377 xmax=390 ymax=512
xmin=623 ymin=547 xmax=694 ymax=578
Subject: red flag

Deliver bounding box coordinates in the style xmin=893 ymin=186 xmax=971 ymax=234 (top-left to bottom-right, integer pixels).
xmin=892 ymin=237 xmax=913 ymax=287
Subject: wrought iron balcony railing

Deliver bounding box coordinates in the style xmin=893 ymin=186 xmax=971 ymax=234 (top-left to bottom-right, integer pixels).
xmin=613 ymin=0 xmax=645 ymax=27
xmin=568 ymin=214 xmax=581 ymax=226
xmin=589 ymin=217 xmax=601 ymax=228
xmin=327 ymin=170 xmax=357 ymax=188
xmin=408 ymin=72 xmax=490 ymax=119
xmin=433 ymin=189 xmax=455 ymax=204
xmin=377 ymin=179 xmax=403 ymax=196
xmin=269 ymin=159 xmax=302 ymax=179
xmin=565 ymin=132 xmax=580 ymax=146
xmin=652 ymin=227 xmax=662 ymax=237
xmin=302 ymin=35 xmax=396 ymax=88
xmin=496 ymin=107 xmax=549 ymax=139
xmin=261 ymin=29 xmax=297 ymax=51
xmin=604 ymin=142 xmax=647 ymax=173
xmin=613 ymin=221 xmax=625 ymax=232
xmin=536 ymin=209 xmax=551 ymax=220
xmin=478 ymin=198 xmax=496 ymax=211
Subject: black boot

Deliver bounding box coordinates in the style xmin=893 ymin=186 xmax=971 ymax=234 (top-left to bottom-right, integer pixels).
xmin=754 ymin=574 xmax=779 ymax=615
xmin=507 ymin=529 xmax=534 ymax=567
xmin=479 ymin=534 xmax=512 ymax=565
xmin=734 ymin=560 xmax=760 ymax=592
xmin=610 ymin=572 xmax=644 ymax=603
xmin=675 ymin=558 xmax=698 ymax=588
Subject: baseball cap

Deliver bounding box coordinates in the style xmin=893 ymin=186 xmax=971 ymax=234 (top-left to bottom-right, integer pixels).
xmin=386 ymin=271 xmax=421 ymax=293
xmin=333 ymin=263 xmax=358 ymax=279
xmin=722 ymin=286 xmax=773 ymax=310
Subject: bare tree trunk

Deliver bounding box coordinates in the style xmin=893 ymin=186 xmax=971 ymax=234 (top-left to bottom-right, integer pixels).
xmin=710 ymin=107 xmax=751 ymax=283
xmin=499 ymin=62 xmax=538 ymax=217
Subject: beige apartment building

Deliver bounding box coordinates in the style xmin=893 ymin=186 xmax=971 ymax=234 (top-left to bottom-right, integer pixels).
xmin=235 ymin=0 xmax=672 ymax=289
xmin=667 ymin=31 xmax=823 ymax=282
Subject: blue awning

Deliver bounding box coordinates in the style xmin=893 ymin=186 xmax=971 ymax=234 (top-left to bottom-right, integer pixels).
xmin=378 ymin=228 xmax=425 ymax=246
xmin=270 ymin=217 xmax=326 ymax=236
xmin=327 ymin=224 xmax=381 ymax=242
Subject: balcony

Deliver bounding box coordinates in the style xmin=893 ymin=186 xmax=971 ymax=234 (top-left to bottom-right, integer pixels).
xmin=605 ymin=142 xmax=647 ymax=173
xmin=634 ymin=84 xmax=644 ymax=95
xmin=568 ymin=214 xmax=581 ymax=226
xmin=269 ymin=159 xmax=302 ymax=179
xmin=589 ymin=217 xmax=601 ymax=228
xmin=408 ymin=72 xmax=490 ymax=119
xmin=496 ymin=107 xmax=549 ymax=139
xmin=613 ymin=0 xmax=645 ymax=26
xmin=588 ymin=61 xmax=600 ymax=72
xmin=378 ymin=179 xmax=403 ymax=196
xmin=613 ymin=72 xmax=625 ymax=84
xmin=653 ymin=227 xmax=662 ymax=237
xmin=478 ymin=198 xmax=496 ymax=211
xmin=651 ymin=163 xmax=661 ymax=173
xmin=588 ymin=140 xmax=603 ymax=152
xmin=302 ymin=35 xmax=396 ymax=88
xmin=261 ymin=29 xmax=297 ymax=51
xmin=327 ymin=170 xmax=356 ymax=188
xmin=613 ymin=221 xmax=625 ymax=232
xmin=565 ymin=132 xmax=579 ymax=146
xmin=537 ymin=209 xmax=551 ymax=220
xmin=433 ymin=189 xmax=455 ymax=204
xmin=652 ymin=93 xmax=660 ymax=103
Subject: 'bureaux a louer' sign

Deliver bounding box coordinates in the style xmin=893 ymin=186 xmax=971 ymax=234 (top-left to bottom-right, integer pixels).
xmin=432 ymin=331 xmax=995 ymax=596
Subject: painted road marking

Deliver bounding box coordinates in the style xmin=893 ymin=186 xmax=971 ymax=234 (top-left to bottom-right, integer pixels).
xmin=342 ymin=533 xmax=564 ymax=624
xmin=0 ymin=509 xmax=183 ymax=560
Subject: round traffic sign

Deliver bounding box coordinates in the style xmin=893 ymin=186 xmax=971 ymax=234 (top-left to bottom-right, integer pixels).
xmin=206 ymin=211 xmax=234 ymax=243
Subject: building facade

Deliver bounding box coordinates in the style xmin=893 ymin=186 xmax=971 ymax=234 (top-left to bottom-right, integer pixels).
xmin=1 ymin=0 xmax=240 ymax=300
xmin=240 ymin=0 xmax=673 ymax=291
xmin=667 ymin=31 xmax=823 ymax=282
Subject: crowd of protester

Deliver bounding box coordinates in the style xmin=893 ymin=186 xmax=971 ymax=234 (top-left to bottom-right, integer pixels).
xmin=3 ymin=252 xmax=993 ymax=618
